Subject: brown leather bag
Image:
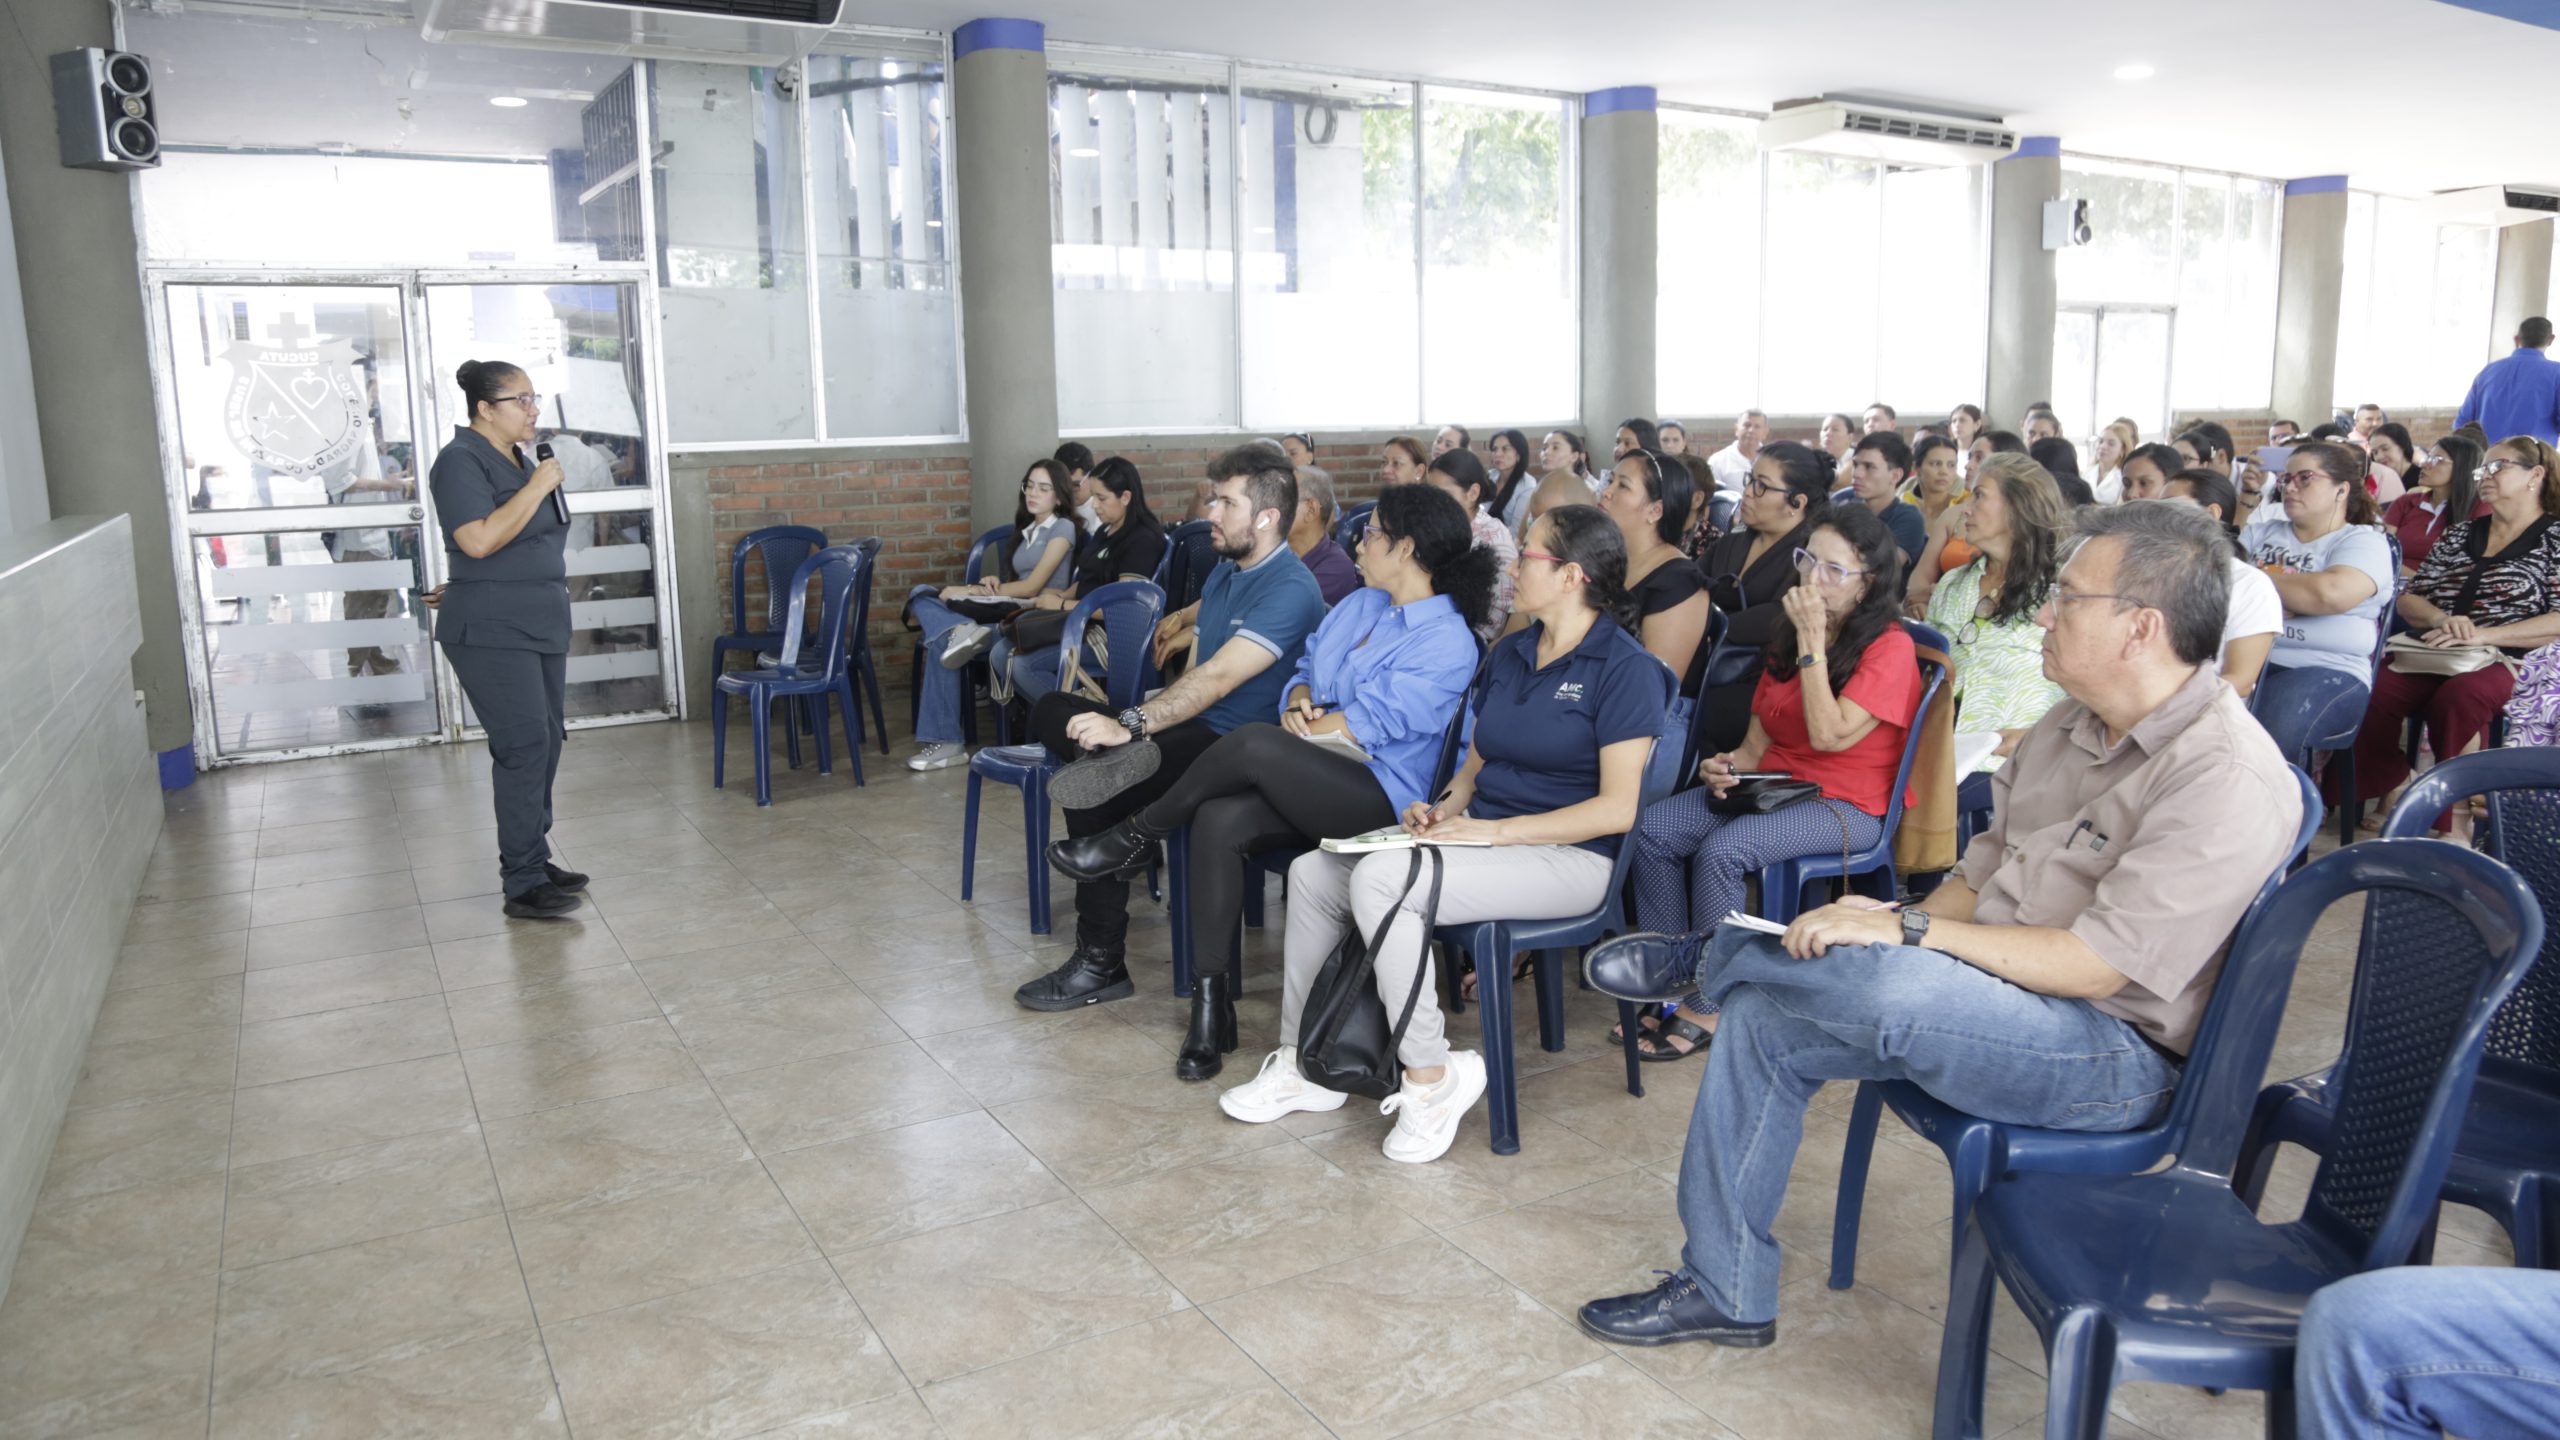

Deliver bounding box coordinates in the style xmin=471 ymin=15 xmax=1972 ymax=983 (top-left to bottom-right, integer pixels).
xmin=1894 ymin=640 xmax=1958 ymax=876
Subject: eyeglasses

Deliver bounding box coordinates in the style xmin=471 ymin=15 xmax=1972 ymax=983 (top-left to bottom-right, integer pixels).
xmin=1791 ymin=547 xmax=1869 ymax=586
xmin=2050 ymin=587 xmax=2142 ymax=611
xmin=1742 ymin=476 xmax=1780 ymax=499
xmin=493 ymin=393 xmax=540 ymax=410
xmin=1518 ymin=550 xmax=1571 ymax=569
xmin=2415 ymin=450 xmax=2446 ymax=468
xmin=2477 ymin=459 xmax=2529 ymax=482
xmin=1360 ymin=522 xmax=1393 ymax=547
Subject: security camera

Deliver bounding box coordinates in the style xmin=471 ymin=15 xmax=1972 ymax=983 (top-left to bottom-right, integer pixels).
xmin=2042 ymin=197 xmax=2093 ymax=250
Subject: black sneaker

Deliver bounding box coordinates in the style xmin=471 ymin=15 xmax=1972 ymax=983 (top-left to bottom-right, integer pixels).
xmin=544 ymin=862 xmax=590 ymax=893
xmin=1048 ymin=740 xmax=1163 ymax=812
xmin=503 ymin=882 xmax=584 ymax=919
xmin=1013 ymin=946 xmax=1134 ymax=1011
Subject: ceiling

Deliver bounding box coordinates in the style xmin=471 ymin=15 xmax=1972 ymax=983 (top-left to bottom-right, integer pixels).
xmin=847 ymin=0 xmax=2560 ymax=196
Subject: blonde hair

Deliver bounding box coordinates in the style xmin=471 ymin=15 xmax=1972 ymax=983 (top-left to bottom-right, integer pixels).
xmin=2103 ymin=418 xmax=2140 ymax=458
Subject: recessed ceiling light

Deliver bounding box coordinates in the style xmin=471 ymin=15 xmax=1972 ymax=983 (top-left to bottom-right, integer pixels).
xmin=1067 ymin=146 xmax=1100 ymax=158
xmin=2113 ymin=63 xmax=2155 ymax=81
xmin=490 ymin=95 xmax=529 ymax=108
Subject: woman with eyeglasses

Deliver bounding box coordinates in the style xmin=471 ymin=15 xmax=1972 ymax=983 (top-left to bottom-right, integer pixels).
xmin=429 ymin=359 xmax=582 ymax=918
xmin=1924 ymin=454 xmax=2066 ymax=806
xmin=1617 ymin=503 xmax=1922 ymax=1063
xmin=2238 ymin=440 xmax=2395 ymax=770
xmin=1485 ymin=427 xmax=1539 ymax=541
xmin=2381 ymin=434 xmax=2486 ymax=576
xmin=1045 ymin=483 xmax=1490 ymax=1081
xmin=1421 ymin=450 xmax=1519 ymax=641
xmin=903 ymin=458 xmax=1078 ymax=771
xmin=2163 ymin=467 xmax=2282 ymax=699
xmin=1697 ymin=440 xmax=1832 ymax=751
xmin=2349 ymin=437 xmax=2560 ymax=825
xmin=982 ymin=456 xmax=1167 ymax=707
xmin=1599 ymin=447 xmax=1713 ymax=694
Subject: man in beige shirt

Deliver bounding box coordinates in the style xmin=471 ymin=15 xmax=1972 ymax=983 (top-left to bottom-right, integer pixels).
xmin=1578 ymin=501 xmax=2301 ymax=1350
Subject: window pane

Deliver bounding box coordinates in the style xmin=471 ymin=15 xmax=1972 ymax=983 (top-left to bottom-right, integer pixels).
xmin=1050 ymin=51 xmax=1237 ymax=432
xmin=193 ymin=531 xmax=437 ymax=751
xmin=1420 ymin=87 xmax=1573 ymax=423
xmin=2167 ymin=174 xmax=2231 ymax=412
xmin=809 ymin=52 xmax=960 ymax=439
xmin=1761 ymin=152 xmax=1879 ymax=415
xmin=2337 ymin=195 xmax=2496 ymax=409
xmin=1657 ymin=111 xmax=1761 ymax=418
xmin=2057 ymin=160 xmax=2178 ymax=304
xmin=654 ymin=62 xmax=813 ymax=443
xmin=1876 ymin=165 xmax=1989 ymax=414
xmin=2226 ymin=179 xmax=2283 ymax=410
xmin=1238 ymin=69 xmax=1417 ymax=429
xmin=128 ymin=8 xmax=623 ymax=268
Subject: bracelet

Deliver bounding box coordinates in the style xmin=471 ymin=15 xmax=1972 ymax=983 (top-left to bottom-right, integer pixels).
xmin=1797 ymin=652 xmax=1827 ymax=668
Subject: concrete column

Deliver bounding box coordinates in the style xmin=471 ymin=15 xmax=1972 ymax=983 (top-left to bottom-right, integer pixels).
xmin=1985 ymin=137 xmax=2059 ymax=430
xmin=951 ymin=19 xmax=1058 ymax=533
xmin=2491 ymin=217 xmax=2554 ymax=354
xmin=2272 ymin=176 xmax=2350 ymax=429
xmin=1579 ymin=88 xmax=1658 ymax=438
xmin=0 ymin=5 xmax=189 ymax=764
xmin=0 ymin=134 xmax=48 ymax=542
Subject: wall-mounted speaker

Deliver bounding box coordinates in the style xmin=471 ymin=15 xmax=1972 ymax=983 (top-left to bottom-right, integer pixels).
xmin=52 ymin=48 xmax=160 ymax=173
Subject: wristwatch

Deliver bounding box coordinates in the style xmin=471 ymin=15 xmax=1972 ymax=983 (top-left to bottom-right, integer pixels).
xmin=1900 ymin=909 xmax=1932 ymax=948
xmin=1117 ymin=705 xmax=1150 ymax=740
xmin=1798 ymin=652 xmax=1827 ymax=669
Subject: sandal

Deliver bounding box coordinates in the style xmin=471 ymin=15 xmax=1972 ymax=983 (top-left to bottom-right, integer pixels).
xmin=1460 ymin=953 xmax=1537 ymax=1002
xmin=1636 ymin=1014 xmax=1713 ymax=1063
xmin=1612 ymin=1009 xmax=1665 ymax=1045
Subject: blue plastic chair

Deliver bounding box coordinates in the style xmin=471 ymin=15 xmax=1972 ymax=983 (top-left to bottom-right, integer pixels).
xmin=1755 ymin=620 xmax=1951 ymax=924
xmin=960 ymin=579 xmax=1166 ymax=933
xmin=1933 ymin=838 xmax=2543 ymax=1440
xmin=1335 ymin=501 xmax=1376 ymax=554
xmin=1155 ymin=519 xmax=1219 ymax=612
xmin=2236 ymin=747 xmax=2560 ymax=1269
xmin=710 ymin=545 xmax=870 ymax=805
xmin=760 ymin=535 xmax=888 ymax=760
xmin=1670 ymin=606 xmax=1731 ymax=786
xmin=709 ymin=525 xmax=827 ymax=717
xmin=1432 ymin=670 xmax=1684 ymax=1155
xmin=908 ymin=525 xmax=1014 ymax=748
xmin=1826 ymin=765 xmax=2325 ymax=1292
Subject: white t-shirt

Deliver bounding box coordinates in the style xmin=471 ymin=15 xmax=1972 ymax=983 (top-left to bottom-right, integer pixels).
xmin=2236 ymin=515 xmax=2393 ymax=679
xmin=2217 ymin=556 xmax=2283 ymax=665
xmin=1707 ymin=443 xmax=1754 ymax=495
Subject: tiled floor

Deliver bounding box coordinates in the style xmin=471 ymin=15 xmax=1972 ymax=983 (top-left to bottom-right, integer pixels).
xmin=0 ymin=717 xmax=2518 ymax=1439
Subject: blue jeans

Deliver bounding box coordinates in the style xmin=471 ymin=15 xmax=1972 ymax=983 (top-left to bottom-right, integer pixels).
xmin=2299 ymin=1266 xmax=2560 ymax=1438
xmin=1675 ymin=928 xmax=2178 ymax=1322
xmin=2254 ymin=662 xmax=2371 ymax=769
xmin=908 ymin=590 xmax=973 ymax=745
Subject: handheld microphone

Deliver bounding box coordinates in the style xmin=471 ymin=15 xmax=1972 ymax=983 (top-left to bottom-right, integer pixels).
xmin=535 ymin=442 xmax=568 ymax=524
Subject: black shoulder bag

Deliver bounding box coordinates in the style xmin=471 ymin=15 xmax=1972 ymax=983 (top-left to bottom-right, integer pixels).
xmin=1297 ymin=846 xmax=1445 ymax=1100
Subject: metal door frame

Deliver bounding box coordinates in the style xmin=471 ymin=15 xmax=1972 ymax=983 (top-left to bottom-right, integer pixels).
xmin=144 ymin=266 xmax=680 ymax=768
xmin=2057 ymin=301 xmax=2178 ymax=445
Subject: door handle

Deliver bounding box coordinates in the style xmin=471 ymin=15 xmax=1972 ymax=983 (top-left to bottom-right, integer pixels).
xmin=409 ymin=506 xmax=424 ymax=521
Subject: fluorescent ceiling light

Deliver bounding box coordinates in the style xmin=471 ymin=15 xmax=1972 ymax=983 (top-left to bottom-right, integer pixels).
xmin=489 ymin=95 xmax=530 ymax=108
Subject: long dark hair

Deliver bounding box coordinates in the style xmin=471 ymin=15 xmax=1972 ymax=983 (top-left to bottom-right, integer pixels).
xmin=2167 ymin=467 xmax=2248 ymax=557
xmin=1613 ymin=447 xmax=1692 ymax=546
xmin=1530 ymin=503 xmax=1638 ymax=632
xmin=1755 ymin=441 xmax=1835 ymax=533
xmin=1014 ymin=457 xmax=1069 ymax=533
xmin=1427 ymin=448 xmax=1491 ymax=509
xmin=1545 ymin=429 xmax=1593 ymax=479
xmin=1617 ymin=417 xmax=1660 ymax=454
xmin=2289 ymin=440 xmax=2382 ymax=527
xmin=1763 ymin=502 xmax=1904 ymax=693
xmin=2029 ymin=435 xmax=2082 ymax=481
xmin=1487 ymin=427 xmax=1535 ymax=522
xmin=1371 ymin=483 xmax=1498 ymax=631
xmin=1089 ymin=455 xmax=1155 ymax=532
xmin=2371 ymin=421 xmax=2416 ymax=473
xmin=2433 ymin=432 xmax=2485 ymax=526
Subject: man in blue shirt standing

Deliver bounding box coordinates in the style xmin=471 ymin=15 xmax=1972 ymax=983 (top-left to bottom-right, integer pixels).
xmin=1013 ymin=445 xmax=1328 ymax=1014
xmin=2457 ymin=317 xmax=2560 ymax=447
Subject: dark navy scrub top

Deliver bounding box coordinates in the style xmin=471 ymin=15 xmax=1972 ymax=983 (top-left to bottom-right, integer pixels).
xmin=1468 ymin=617 xmax=1672 ymax=857
xmin=429 ymin=427 xmax=572 ymax=654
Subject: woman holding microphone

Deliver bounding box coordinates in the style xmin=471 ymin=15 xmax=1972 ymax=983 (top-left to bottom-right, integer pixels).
xmin=430 ymin=359 xmax=583 ymax=918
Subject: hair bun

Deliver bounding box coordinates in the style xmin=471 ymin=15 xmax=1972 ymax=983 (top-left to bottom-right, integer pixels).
xmin=455 ymin=360 xmax=482 ymax=389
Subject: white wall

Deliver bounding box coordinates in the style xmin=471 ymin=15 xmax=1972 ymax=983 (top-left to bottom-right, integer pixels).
xmin=0 ymin=139 xmax=48 ymax=541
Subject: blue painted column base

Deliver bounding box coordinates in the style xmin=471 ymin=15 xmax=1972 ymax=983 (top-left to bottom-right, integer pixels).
xmin=158 ymin=744 xmax=195 ymax=790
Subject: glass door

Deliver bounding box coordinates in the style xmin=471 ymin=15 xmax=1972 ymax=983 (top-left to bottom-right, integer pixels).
xmin=2054 ymin=303 xmax=2176 ymax=466
xmin=161 ymin=281 xmax=443 ymax=759
xmin=419 ymin=280 xmax=675 ymax=727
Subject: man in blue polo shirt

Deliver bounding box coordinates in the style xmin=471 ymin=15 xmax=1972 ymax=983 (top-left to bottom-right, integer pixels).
xmin=2457 ymin=317 xmax=2560 ymax=447
xmin=1013 ymin=445 xmax=1328 ymax=1013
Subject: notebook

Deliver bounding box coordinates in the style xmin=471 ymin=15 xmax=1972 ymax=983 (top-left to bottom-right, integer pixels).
xmin=1318 ymin=826 xmax=1496 ymax=854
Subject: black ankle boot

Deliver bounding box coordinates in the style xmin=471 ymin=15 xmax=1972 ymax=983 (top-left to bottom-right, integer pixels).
xmin=1013 ymin=945 xmax=1134 ymax=1012
xmin=1047 ymin=815 xmax=1164 ymax=882
xmin=1176 ymin=973 xmax=1239 ymax=1081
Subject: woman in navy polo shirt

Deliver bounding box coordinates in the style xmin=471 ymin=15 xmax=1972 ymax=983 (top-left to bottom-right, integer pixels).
xmin=1043 ymin=484 xmax=1495 ymax=1081
xmin=1619 ymin=503 xmax=1922 ymax=1062
xmin=1218 ymin=505 xmax=1672 ymax=1164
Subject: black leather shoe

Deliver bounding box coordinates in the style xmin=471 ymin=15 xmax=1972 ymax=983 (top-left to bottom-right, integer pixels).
xmin=502 ymin=882 xmax=584 ymax=919
xmin=1583 ymin=931 xmax=1707 ymax=1005
xmin=544 ymin=862 xmax=590 ymax=893
xmin=1175 ymin=973 xmax=1238 ymax=1081
xmin=1013 ymin=946 xmax=1134 ymax=1011
xmin=1578 ymin=1271 xmax=1775 ymax=1349
xmin=1049 ymin=819 xmax=1163 ymax=882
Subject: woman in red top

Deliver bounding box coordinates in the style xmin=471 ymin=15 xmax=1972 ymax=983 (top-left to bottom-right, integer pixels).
xmin=1616 ymin=503 xmax=1921 ymax=1060
xmin=2382 ymin=432 xmax=2486 ymax=576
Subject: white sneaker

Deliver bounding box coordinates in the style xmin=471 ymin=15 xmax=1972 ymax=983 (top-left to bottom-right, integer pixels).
xmin=1379 ymin=1050 xmax=1487 ymax=1164
xmin=939 ymin=623 xmax=995 ymax=669
xmin=907 ymin=742 xmax=966 ymax=771
xmin=1219 ymin=1047 xmax=1348 ymax=1124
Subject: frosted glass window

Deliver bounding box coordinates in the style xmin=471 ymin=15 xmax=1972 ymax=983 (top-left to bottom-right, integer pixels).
xmin=2057 ymin=160 xmax=2179 ymax=305
xmin=1761 ymin=153 xmax=1882 ymax=415
xmin=1657 ymin=110 xmax=1762 ymax=417
xmin=1876 ymin=165 xmax=1990 ymax=414
xmin=2337 ymin=193 xmax=2498 ymax=410
xmin=1420 ymin=87 xmax=1574 ymax=423
xmin=810 ymin=51 xmax=960 ymax=439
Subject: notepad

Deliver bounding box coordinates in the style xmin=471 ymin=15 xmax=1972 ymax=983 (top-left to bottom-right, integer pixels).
xmin=1953 ymin=730 xmax=2003 ymax=778
xmin=1718 ymin=911 xmax=1790 ymax=936
xmin=1318 ymin=826 xmax=1496 ymax=854
xmin=1295 ymin=727 xmax=1372 ymax=763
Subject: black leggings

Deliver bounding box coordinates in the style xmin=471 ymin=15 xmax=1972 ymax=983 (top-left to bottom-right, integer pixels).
xmin=1141 ymin=723 xmax=1398 ymax=975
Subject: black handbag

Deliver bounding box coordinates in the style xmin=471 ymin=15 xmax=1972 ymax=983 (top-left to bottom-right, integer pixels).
xmin=1297 ymin=846 xmax=1445 ymax=1101
xmin=1706 ymin=777 xmax=1822 ymax=815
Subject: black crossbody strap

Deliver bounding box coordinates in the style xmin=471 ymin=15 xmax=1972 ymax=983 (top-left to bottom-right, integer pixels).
xmin=1381 ymin=846 xmax=1445 ymax=1049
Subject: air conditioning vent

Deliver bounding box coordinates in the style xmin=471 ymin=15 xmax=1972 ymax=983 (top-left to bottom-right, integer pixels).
xmin=2422 ymin=184 xmax=2560 ymax=228
xmin=1760 ymin=99 xmax=2017 ymax=167
xmin=419 ymin=0 xmax=843 ymax=64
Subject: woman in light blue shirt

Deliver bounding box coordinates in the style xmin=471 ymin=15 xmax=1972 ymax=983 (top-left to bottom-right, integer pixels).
xmin=1045 ymin=483 xmax=1494 ymax=1080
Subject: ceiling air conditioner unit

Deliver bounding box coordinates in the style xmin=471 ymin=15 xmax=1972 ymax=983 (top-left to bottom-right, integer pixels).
xmin=418 ymin=0 xmax=841 ymax=65
xmin=1759 ymin=97 xmax=2017 ymax=167
xmin=2421 ymin=185 xmax=2560 ymax=228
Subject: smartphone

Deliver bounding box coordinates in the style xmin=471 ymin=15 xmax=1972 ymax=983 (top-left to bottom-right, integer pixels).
xmin=2254 ymin=444 xmax=2295 ymax=474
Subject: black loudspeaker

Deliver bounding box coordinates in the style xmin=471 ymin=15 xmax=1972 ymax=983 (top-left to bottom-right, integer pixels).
xmin=52 ymin=48 xmax=159 ymax=172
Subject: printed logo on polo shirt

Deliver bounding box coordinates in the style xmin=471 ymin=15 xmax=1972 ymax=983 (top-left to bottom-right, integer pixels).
xmin=1553 ymin=680 xmax=1584 ymax=703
